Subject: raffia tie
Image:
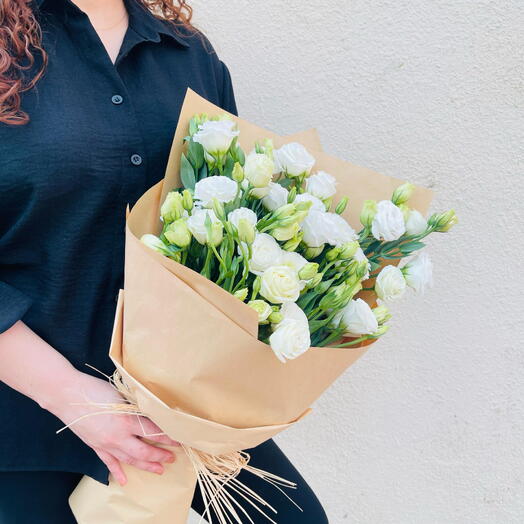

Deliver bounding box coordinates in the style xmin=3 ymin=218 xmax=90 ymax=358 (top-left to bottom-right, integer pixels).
xmin=58 ymin=368 xmax=300 ymax=524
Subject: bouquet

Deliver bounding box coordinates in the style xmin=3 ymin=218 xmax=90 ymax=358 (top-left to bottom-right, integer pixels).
xmin=142 ymin=112 xmax=456 ymax=362
xmin=69 ymin=89 xmax=456 ymax=524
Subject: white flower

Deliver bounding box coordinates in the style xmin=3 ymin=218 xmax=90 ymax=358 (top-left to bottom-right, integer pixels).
xmin=244 ymin=152 xmax=274 ymax=188
xmin=262 ymin=182 xmax=289 ymax=211
xmin=274 ymin=142 xmax=315 ymax=177
xmin=305 ymin=171 xmax=337 ymax=200
xmin=375 ymin=265 xmax=407 ymax=301
xmin=301 ymin=211 xmax=358 ymax=248
xmin=260 ymin=265 xmax=301 ymax=304
xmin=192 ymin=119 xmax=239 ymax=155
xmin=194 ymin=176 xmax=238 ymax=208
xmin=269 ymin=303 xmax=311 ymax=362
xmin=248 ymin=233 xmax=283 ymax=275
xmin=354 ymin=247 xmax=371 ymax=280
xmin=280 ymin=252 xmax=308 ymax=273
xmin=248 ymin=300 xmax=273 ymax=323
xmin=405 ymin=209 xmax=428 ymax=236
xmin=334 ymin=298 xmax=378 ymax=337
xmin=281 ymin=252 xmax=309 ymax=289
xmin=371 ymin=200 xmax=406 ymax=241
xmin=402 ymin=252 xmax=433 ymax=294
xmin=228 ymin=207 xmax=258 ymax=229
xmin=187 ymin=208 xmax=221 ymax=245
xmin=293 ymin=193 xmax=325 ymax=212
xmin=279 ymin=301 xmax=309 ymax=326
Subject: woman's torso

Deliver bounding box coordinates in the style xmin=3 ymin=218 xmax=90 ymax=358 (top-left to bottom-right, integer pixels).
xmin=0 ymin=0 xmax=236 ymax=481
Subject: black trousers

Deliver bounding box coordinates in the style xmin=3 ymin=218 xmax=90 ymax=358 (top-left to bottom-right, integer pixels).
xmin=0 ymin=440 xmax=327 ymax=523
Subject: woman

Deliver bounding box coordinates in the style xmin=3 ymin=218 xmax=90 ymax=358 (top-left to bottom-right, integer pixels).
xmin=0 ymin=0 xmax=328 ymax=522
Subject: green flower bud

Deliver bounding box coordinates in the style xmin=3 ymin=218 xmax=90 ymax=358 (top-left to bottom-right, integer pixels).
xmin=360 ymin=200 xmax=377 ymax=228
xmin=282 ymin=231 xmax=304 ymax=252
xmin=339 ymin=241 xmax=359 ymax=260
xmin=273 ymin=203 xmax=296 ymax=219
xmin=373 ymin=305 xmax=391 ymax=325
xmin=268 ymin=311 xmax=283 ymax=324
xmin=232 ymin=162 xmax=245 ymax=183
xmin=392 ymin=182 xmax=415 ymax=205
xmin=276 ymin=215 xmax=300 ymax=227
xmin=237 ymin=218 xmax=256 ymax=244
xmin=271 ymin=222 xmax=300 ymax=241
xmin=335 ymin=197 xmax=349 ymax=215
xmin=299 ymin=262 xmax=319 ymax=281
xmin=164 ymin=219 xmax=192 ymax=248
xmin=204 ymin=214 xmax=224 ymax=247
xmin=428 ymin=209 xmax=458 ymax=232
xmin=293 ymin=210 xmax=309 ymax=223
xmin=211 ymin=198 xmax=226 ymax=222
xmin=262 ymin=138 xmax=274 ymax=158
xmin=306 ymin=272 xmax=323 ymax=289
xmin=326 ymin=246 xmax=341 ymax=262
xmin=323 ymin=197 xmax=333 ymax=211
xmin=161 ymin=191 xmax=184 ymax=223
xmin=182 ymin=189 xmax=193 ymax=211
xmin=356 ymin=260 xmax=371 ymax=280
xmin=304 ymin=246 xmax=324 ymax=259
xmin=319 ymin=283 xmax=350 ymax=311
xmin=248 ymin=300 xmax=273 ymax=323
xmin=287 ymin=187 xmax=297 ymax=203
xmin=295 ymin=200 xmax=313 ymax=213
xmin=252 ymin=276 xmax=262 ymax=299
xmin=233 ymin=288 xmax=249 ymax=301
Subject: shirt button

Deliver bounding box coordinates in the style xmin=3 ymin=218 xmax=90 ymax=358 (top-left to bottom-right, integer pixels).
xmin=130 ymin=154 xmax=143 ymax=166
xmin=111 ymin=94 xmax=124 ymax=105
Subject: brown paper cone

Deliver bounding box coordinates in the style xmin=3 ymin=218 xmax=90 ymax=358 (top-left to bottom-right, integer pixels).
xmin=70 ymin=451 xmax=196 ymax=524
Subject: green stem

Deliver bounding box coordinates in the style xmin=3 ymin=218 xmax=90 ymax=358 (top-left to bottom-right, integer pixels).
xmin=331 ymin=335 xmax=372 ymax=348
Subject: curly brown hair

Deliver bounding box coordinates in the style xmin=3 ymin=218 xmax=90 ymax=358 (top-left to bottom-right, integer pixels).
xmin=0 ymin=0 xmax=194 ymax=125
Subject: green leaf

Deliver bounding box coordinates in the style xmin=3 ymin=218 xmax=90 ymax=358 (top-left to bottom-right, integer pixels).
xmin=198 ymin=163 xmax=208 ymax=181
xmin=188 ymin=140 xmax=205 ymax=170
xmin=223 ymin=155 xmax=235 ymax=178
xmin=279 ymin=178 xmax=293 ymax=189
xmin=399 ymin=241 xmax=426 ymax=255
xmin=180 ymin=153 xmax=196 ymax=190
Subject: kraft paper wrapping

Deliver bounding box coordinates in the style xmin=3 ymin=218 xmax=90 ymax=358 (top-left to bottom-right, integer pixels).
xmin=70 ymin=88 xmax=433 ymax=523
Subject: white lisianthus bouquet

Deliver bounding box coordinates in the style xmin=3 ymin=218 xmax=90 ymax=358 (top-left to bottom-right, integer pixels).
xmin=142 ymin=113 xmax=458 ymax=362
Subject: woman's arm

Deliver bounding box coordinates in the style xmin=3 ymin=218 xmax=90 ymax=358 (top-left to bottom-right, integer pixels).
xmin=0 ymin=320 xmax=179 ymax=485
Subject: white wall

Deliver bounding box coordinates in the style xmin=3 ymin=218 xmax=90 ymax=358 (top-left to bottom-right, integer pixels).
xmin=189 ymin=1 xmax=524 ymax=522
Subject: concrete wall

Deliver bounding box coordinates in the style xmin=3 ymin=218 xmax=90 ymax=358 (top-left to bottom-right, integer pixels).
xmin=189 ymin=1 xmax=524 ymax=522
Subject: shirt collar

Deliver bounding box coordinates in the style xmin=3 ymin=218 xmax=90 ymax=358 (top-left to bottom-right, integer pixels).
xmin=35 ymin=0 xmax=190 ymax=49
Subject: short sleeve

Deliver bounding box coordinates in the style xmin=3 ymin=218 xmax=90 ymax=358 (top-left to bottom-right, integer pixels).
xmin=218 ymin=60 xmax=238 ymax=117
xmin=0 ymin=281 xmax=32 ymax=334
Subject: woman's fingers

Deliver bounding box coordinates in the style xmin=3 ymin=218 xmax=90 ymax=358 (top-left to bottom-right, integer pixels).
xmin=96 ymin=449 xmax=127 ymax=486
xmin=110 ymin=449 xmax=166 ymax=476
xmin=132 ymin=416 xmax=180 ymax=447
xmin=122 ymin=435 xmax=176 ymax=464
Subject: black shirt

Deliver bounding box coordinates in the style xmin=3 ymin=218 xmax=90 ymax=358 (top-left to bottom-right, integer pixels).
xmin=0 ymin=0 xmax=237 ymax=483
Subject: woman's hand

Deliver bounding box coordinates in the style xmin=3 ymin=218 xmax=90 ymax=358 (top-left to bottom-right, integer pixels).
xmin=48 ymin=370 xmax=180 ymax=486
